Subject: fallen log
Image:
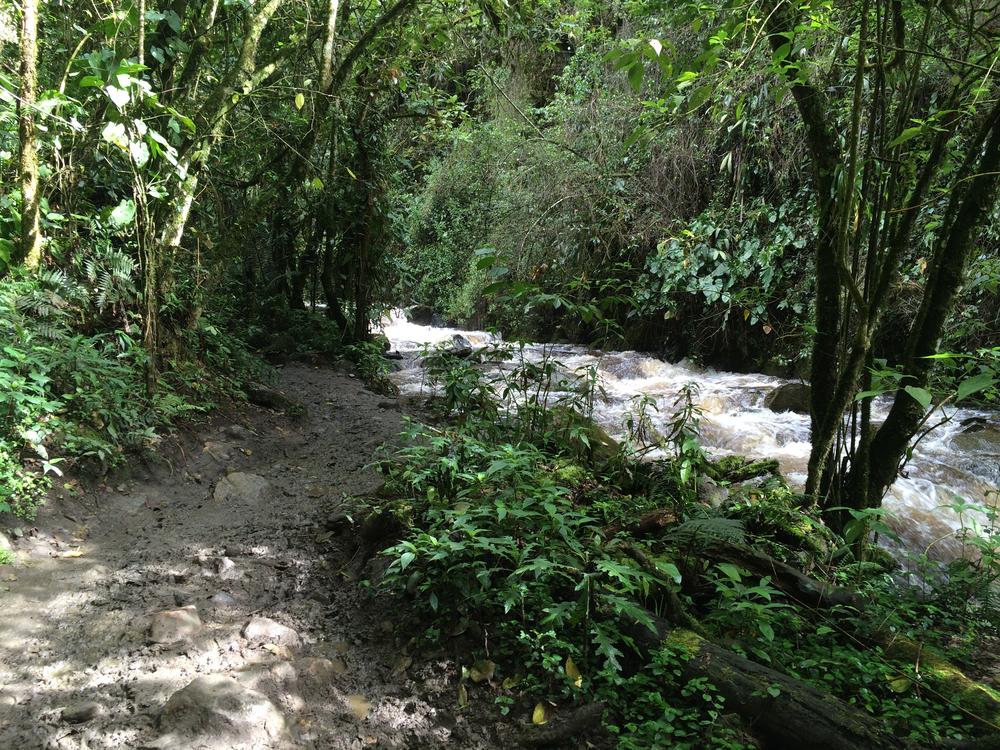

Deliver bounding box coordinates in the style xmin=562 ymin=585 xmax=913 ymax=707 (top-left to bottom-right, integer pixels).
xmin=625 ymin=614 xmax=1000 ymax=750
xmin=516 ymin=702 xmax=606 ymax=748
xmin=882 ymin=636 xmax=1000 ymax=733
xmin=629 ymin=621 xmax=910 ymax=750
xmin=708 ymin=539 xmax=861 ymax=609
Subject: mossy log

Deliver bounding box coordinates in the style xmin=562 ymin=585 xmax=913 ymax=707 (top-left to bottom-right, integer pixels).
xmin=882 ymin=636 xmax=1000 ymax=733
xmin=631 ymin=622 xmax=911 ymax=750
xmin=705 ymin=457 xmax=781 ymax=483
xmin=708 ymin=539 xmax=860 ymax=609
xmin=626 ymin=613 xmax=1000 ymax=750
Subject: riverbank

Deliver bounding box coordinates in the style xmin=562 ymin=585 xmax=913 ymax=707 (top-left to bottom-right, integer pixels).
xmin=382 ymin=312 xmax=999 ymax=560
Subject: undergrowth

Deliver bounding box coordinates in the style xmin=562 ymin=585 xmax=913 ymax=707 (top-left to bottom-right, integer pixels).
xmin=368 ymin=342 xmax=1000 ymax=748
xmin=0 ymin=269 xmax=266 ymax=518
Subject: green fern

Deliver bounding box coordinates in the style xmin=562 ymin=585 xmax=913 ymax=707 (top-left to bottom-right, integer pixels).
xmin=666 ymin=517 xmax=746 ymax=549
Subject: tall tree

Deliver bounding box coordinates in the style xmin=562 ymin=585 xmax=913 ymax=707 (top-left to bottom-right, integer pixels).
xmin=16 ymin=0 xmax=41 ymax=268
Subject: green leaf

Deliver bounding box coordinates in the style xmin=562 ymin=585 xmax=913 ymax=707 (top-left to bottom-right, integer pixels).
xmin=627 ymin=63 xmax=643 ymax=93
xmin=294 ymin=92 xmax=305 ymax=110
xmin=164 ymin=10 xmax=182 ymax=32
xmin=903 ymin=386 xmax=932 ymax=410
xmin=717 ymin=563 xmax=742 ymax=582
xmin=956 ymin=373 xmax=997 ymax=402
xmin=888 ymin=126 xmax=923 ymax=149
xmin=654 ymin=559 xmax=682 ymax=585
xmin=854 ymin=389 xmax=883 ymax=401
xmin=109 ymin=199 xmax=136 ymax=227
xmin=79 ymin=75 xmax=103 ymax=88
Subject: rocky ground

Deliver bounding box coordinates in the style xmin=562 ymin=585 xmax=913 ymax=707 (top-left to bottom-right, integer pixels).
xmin=0 ymin=363 xmax=512 ymax=750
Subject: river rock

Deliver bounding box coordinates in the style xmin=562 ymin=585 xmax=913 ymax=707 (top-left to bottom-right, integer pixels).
xmin=153 ymin=675 xmax=288 ymax=750
xmin=449 ymin=334 xmax=474 ymax=357
xmin=697 ymin=476 xmax=730 ymax=508
xmin=214 ymin=472 xmax=270 ymax=505
xmin=953 ymin=418 xmax=1000 ymax=453
xmin=764 ymin=383 xmax=811 ymax=414
xmin=242 ymin=616 xmax=301 ymax=648
xmin=150 ymin=605 xmax=202 ymax=644
xmin=62 ymin=700 xmax=103 ymax=724
xmin=212 ymin=556 xmax=238 ymax=579
xmin=404 ymin=304 xmax=435 ymax=325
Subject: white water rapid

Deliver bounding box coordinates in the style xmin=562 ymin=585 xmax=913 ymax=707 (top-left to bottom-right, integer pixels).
xmin=381 ymin=311 xmax=999 ymax=559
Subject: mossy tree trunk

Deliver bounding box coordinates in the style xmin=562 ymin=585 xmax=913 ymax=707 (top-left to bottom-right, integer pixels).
xmin=17 ymin=0 xmax=42 ymax=269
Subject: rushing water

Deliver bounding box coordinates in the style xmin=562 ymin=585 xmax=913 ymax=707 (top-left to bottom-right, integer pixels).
xmin=381 ymin=311 xmax=999 ymax=559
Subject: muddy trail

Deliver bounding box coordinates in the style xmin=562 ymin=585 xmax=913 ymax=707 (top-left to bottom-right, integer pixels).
xmin=0 ymin=363 xmax=512 ymax=750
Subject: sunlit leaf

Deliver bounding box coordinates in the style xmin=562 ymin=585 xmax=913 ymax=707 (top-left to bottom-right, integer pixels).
xmin=565 ymin=656 xmax=582 ymax=688
xmin=109 ymin=199 xmax=136 ymax=227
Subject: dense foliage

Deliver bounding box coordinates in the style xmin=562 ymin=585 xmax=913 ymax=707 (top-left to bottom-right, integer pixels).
xmin=1 ymin=0 xmax=999 ymax=746
xmin=374 ymin=343 xmax=1000 ymax=747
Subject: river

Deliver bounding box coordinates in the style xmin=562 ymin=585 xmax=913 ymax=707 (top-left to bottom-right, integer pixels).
xmin=381 ymin=312 xmax=998 ymax=559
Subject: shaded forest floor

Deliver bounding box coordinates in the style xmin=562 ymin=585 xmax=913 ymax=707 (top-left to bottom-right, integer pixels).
xmin=0 ymin=363 xmax=512 ymax=750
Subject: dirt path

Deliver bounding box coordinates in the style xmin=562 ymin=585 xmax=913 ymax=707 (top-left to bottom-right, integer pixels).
xmin=0 ymin=364 xmax=507 ymax=750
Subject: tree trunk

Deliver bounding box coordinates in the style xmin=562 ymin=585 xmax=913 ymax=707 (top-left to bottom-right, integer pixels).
xmin=863 ymin=106 xmax=1000 ymax=501
xmin=706 ymin=540 xmax=860 ymax=609
xmin=17 ymin=0 xmax=42 ymax=269
xmin=145 ymin=0 xmax=284 ymax=368
xmin=320 ymin=236 xmax=349 ymax=332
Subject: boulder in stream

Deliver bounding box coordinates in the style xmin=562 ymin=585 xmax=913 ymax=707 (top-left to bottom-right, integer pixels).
xmin=764 ymin=383 xmax=811 ymax=414
xmin=404 ymin=304 xmax=435 ymax=325
xmin=954 ymin=418 xmax=1000 ymax=453
xmin=449 ymin=333 xmax=474 ymax=357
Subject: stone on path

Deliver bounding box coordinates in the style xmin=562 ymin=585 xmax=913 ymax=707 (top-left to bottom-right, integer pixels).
xmin=153 ymin=675 xmax=288 ymax=750
xmin=223 ymin=424 xmax=254 ymax=441
xmin=214 ymin=472 xmax=270 ymax=504
xmin=62 ymin=700 xmax=103 ymax=724
xmin=210 ymin=591 xmax=238 ymax=608
xmin=296 ymin=656 xmax=346 ymax=689
xmin=242 ymin=616 xmax=301 ymax=648
xmin=149 ymin=605 xmax=202 ymax=644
